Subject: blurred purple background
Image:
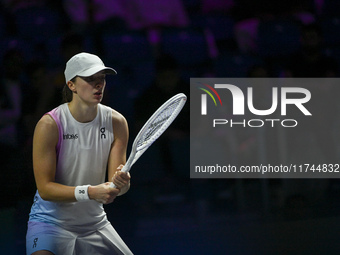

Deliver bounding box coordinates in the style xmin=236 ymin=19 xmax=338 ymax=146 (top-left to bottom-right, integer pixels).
xmin=1 ymin=0 xmax=340 ymax=254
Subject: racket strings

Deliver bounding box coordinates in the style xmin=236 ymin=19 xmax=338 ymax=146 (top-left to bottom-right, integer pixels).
xmin=136 ymin=98 xmax=182 ymax=149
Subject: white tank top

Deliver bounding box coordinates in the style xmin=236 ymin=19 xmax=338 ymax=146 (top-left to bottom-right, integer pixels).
xmin=29 ymin=103 xmax=114 ymax=232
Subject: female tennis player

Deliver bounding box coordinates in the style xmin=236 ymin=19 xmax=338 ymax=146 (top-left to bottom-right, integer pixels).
xmin=26 ymin=52 xmax=133 ymax=255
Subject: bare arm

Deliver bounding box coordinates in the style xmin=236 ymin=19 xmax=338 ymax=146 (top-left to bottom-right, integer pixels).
xmin=33 ymin=114 xmax=77 ymax=202
xmin=108 ymin=110 xmax=130 ymax=196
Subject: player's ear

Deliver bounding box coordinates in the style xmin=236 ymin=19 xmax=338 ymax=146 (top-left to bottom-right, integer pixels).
xmin=67 ymin=80 xmax=76 ymax=93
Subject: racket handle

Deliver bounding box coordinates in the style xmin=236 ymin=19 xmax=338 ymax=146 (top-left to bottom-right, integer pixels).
xmin=120 ymin=164 xmax=130 ymax=173
xmin=109 ymin=182 xmax=117 ymax=188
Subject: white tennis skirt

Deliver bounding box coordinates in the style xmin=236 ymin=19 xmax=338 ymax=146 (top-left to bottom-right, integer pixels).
xmin=26 ymin=221 xmax=133 ymax=255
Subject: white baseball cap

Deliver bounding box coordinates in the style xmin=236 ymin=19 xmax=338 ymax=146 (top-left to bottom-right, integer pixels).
xmin=64 ymin=52 xmax=117 ymax=83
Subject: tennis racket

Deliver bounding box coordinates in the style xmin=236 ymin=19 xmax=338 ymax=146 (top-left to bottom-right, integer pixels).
xmin=110 ymin=93 xmax=187 ymax=188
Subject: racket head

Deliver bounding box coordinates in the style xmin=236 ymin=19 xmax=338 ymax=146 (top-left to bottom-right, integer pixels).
xmin=122 ymin=93 xmax=187 ymax=172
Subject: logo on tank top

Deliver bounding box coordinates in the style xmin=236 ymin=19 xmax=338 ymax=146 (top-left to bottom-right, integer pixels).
xmin=100 ymin=127 xmax=106 ymax=139
xmin=63 ymin=133 xmax=79 ymax=140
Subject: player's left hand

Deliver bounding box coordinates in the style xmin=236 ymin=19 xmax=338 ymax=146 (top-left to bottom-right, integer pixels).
xmin=112 ymin=164 xmax=131 ymax=190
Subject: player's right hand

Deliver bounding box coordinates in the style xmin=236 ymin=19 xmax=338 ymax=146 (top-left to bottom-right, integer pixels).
xmin=88 ymin=182 xmax=120 ymax=204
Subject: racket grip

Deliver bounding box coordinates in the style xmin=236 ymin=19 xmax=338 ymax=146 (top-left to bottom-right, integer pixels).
xmin=120 ymin=164 xmax=130 ymax=173
xmin=109 ymin=182 xmax=117 ymax=188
